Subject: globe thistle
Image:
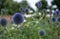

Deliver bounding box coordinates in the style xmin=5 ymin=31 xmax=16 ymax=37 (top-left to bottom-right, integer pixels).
xmin=35 ymin=1 xmax=42 ymax=8
xmin=23 ymin=6 xmax=30 ymax=13
xmin=12 ymin=13 xmax=24 ymax=25
xmin=24 ymin=8 xmax=29 ymax=13
xmin=19 ymin=7 xmax=24 ymax=11
xmin=55 ymin=11 xmax=60 ymax=15
xmin=0 ymin=18 xmax=8 ymax=27
xmin=51 ymin=17 xmax=56 ymax=22
xmin=38 ymin=30 xmax=46 ymax=36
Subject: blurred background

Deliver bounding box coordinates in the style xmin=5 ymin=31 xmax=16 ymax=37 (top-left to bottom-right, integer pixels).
xmin=0 ymin=0 xmax=60 ymax=15
xmin=0 ymin=0 xmax=60 ymax=39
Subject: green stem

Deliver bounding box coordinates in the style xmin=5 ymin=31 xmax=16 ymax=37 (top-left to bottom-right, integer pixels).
xmin=39 ymin=13 xmax=45 ymax=21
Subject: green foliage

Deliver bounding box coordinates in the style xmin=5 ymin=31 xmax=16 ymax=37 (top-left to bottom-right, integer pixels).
xmin=20 ymin=1 xmax=28 ymax=8
xmin=40 ymin=0 xmax=48 ymax=9
xmin=0 ymin=12 xmax=60 ymax=39
xmin=36 ymin=0 xmax=48 ymax=12
xmin=0 ymin=0 xmax=35 ymax=15
xmin=0 ymin=0 xmax=21 ymax=15
xmin=0 ymin=0 xmax=60 ymax=39
xmin=52 ymin=0 xmax=60 ymax=10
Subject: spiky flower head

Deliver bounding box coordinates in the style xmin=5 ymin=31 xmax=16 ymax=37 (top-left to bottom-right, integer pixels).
xmin=12 ymin=13 xmax=24 ymax=25
xmin=35 ymin=1 xmax=42 ymax=8
xmin=53 ymin=11 xmax=60 ymax=17
xmin=0 ymin=18 xmax=8 ymax=27
xmin=19 ymin=7 xmax=24 ymax=11
xmin=24 ymin=6 xmax=30 ymax=13
xmin=55 ymin=11 xmax=60 ymax=15
xmin=38 ymin=30 xmax=46 ymax=36
xmin=52 ymin=17 xmax=57 ymax=22
xmin=24 ymin=8 xmax=29 ymax=13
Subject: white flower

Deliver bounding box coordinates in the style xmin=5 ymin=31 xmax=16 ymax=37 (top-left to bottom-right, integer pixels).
xmin=12 ymin=24 xmax=17 ymax=27
xmin=24 ymin=14 xmax=35 ymax=18
xmin=11 ymin=27 xmax=15 ymax=30
xmin=35 ymin=21 xmax=39 ymax=23
xmin=18 ymin=25 xmax=21 ymax=28
xmin=46 ymin=9 xmax=50 ymax=12
xmin=29 ymin=10 xmax=33 ymax=13
xmin=46 ymin=14 xmax=50 ymax=17
xmin=52 ymin=5 xmax=57 ymax=8
xmin=24 ymin=19 xmax=26 ymax=22
xmin=52 ymin=10 xmax=55 ymax=13
xmin=39 ymin=12 xmax=41 ymax=16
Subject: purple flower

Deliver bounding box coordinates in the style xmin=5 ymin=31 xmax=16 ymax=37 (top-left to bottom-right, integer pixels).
xmin=19 ymin=7 xmax=24 ymax=11
xmin=52 ymin=17 xmax=56 ymax=22
xmin=12 ymin=13 xmax=24 ymax=25
xmin=0 ymin=18 xmax=8 ymax=27
xmin=24 ymin=8 xmax=29 ymax=13
xmin=55 ymin=11 xmax=60 ymax=15
xmin=38 ymin=30 xmax=46 ymax=36
xmin=35 ymin=1 xmax=42 ymax=8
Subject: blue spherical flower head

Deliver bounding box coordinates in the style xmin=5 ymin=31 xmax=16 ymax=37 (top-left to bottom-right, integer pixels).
xmin=55 ymin=11 xmax=60 ymax=15
xmin=24 ymin=8 xmax=29 ymax=13
xmin=52 ymin=17 xmax=56 ymax=22
xmin=38 ymin=30 xmax=46 ymax=36
xmin=0 ymin=18 xmax=8 ymax=27
xmin=24 ymin=6 xmax=30 ymax=13
xmin=19 ymin=7 xmax=24 ymax=11
xmin=35 ymin=1 xmax=42 ymax=8
xmin=12 ymin=13 xmax=24 ymax=25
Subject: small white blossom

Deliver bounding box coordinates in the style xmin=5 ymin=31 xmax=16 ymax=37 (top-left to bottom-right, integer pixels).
xmin=46 ymin=14 xmax=51 ymax=17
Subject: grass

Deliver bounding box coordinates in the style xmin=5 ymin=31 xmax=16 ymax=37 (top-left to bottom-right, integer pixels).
xmin=0 ymin=13 xmax=60 ymax=39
